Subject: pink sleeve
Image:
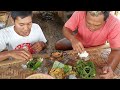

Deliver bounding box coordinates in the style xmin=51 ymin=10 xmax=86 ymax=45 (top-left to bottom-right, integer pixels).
xmin=64 ymin=11 xmax=84 ymax=31
xmin=108 ymin=21 xmax=120 ymax=48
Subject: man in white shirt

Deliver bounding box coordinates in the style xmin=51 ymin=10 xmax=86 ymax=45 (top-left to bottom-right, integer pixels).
xmin=0 ymin=11 xmax=47 ymax=61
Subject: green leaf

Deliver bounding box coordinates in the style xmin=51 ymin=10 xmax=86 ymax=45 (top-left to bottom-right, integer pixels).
xmin=52 ymin=61 xmax=64 ymax=68
xmin=63 ymin=65 xmax=72 ymax=73
xmin=32 ymin=61 xmax=42 ymax=70
xmin=76 ymin=60 xmax=96 ymax=79
xmin=52 ymin=61 xmax=72 ymax=74
xmin=27 ymin=60 xmax=36 ymax=68
xmin=27 ymin=57 xmax=43 ymax=71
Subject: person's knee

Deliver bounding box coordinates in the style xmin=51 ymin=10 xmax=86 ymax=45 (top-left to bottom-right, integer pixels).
xmin=55 ymin=41 xmax=61 ymax=50
xmin=55 ymin=41 xmax=72 ymax=50
xmin=55 ymin=38 xmax=73 ymax=50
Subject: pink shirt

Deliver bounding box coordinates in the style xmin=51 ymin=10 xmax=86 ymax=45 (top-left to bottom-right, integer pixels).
xmin=65 ymin=11 xmax=120 ymax=48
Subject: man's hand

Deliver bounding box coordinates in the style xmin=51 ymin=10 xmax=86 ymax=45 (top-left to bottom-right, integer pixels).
xmin=99 ymin=66 xmax=115 ymax=79
xmin=62 ymin=27 xmax=85 ymax=53
xmin=31 ymin=41 xmax=45 ymax=53
xmin=71 ymin=37 xmax=85 ymax=53
xmin=8 ymin=49 xmax=32 ymax=61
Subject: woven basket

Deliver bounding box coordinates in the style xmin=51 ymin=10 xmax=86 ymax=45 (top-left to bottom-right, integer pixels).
xmin=26 ymin=73 xmax=54 ymax=79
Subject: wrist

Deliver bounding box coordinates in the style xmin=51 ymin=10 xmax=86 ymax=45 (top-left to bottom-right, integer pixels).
xmin=40 ymin=41 xmax=46 ymax=49
xmin=69 ymin=36 xmax=75 ymax=42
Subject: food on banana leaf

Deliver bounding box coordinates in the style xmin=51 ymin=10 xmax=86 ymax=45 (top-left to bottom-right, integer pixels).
xmin=49 ymin=68 xmax=65 ymax=79
xmin=75 ymin=60 xmax=96 ymax=79
xmin=49 ymin=61 xmax=76 ymax=79
xmin=52 ymin=52 xmax=63 ymax=58
xmin=27 ymin=57 xmax=43 ymax=71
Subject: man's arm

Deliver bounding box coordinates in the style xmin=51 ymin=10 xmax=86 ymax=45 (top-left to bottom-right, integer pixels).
xmin=107 ymin=48 xmax=120 ymax=71
xmin=99 ymin=48 xmax=120 ymax=79
xmin=63 ymin=26 xmax=84 ymax=53
xmin=63 ymin=26 xmax=75 ymax=42
xmin=0 ymin=51 xmax=11 ymax=61
xmin=0 ymin=49 xmax=32 ymax=61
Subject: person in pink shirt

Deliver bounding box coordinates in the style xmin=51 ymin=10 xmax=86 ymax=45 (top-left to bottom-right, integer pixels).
xmin=55 ymin=11 xmax=120 ymax=79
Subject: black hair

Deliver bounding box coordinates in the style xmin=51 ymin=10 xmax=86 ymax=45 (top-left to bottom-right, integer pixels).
xmin=102 ymin=11 xmax=110 ymax=21
xmin=11 ymin=11 xmax=32 ymax=21
xmin=87 ymin=11 xmax=110 ymax=21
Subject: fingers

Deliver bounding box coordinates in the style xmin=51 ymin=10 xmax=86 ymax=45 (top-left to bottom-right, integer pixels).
xmin=31 ymin=42 xmax=37 ymax=49
xmin=100 ymin=66 xmax=114 ymax=79
xmin=100 ymin=72 xmax=113 ymax=79
xmin=75 ymin=45 xmax=83 ymax=53
xmin=15 ymin=54 xmax=28 ymax=61
xmin=31 ymin=42 xmax=43 ymax=53
xmin=79 ymin=43 xmax=84 ymax=51
xmin=10 ymin=49 xmax=32 ymax=61
xmin=33 ymin=47 xmax=42 ymax=53
xmin=73 ymin=42 xmax=85 ymax=53
xmin=20 ymin=50 xmax=32 ymax=59
xmin=102 ymin=66 xmax=108 ymax=74
xmin=99 ymin=74 xmax=109 ymax=79
xmin=102 ymin=66 xmax=113 ymax=74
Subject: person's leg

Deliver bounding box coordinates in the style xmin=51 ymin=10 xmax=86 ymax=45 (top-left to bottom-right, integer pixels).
xmin=55 ymin=38 xmax=73 ymax=50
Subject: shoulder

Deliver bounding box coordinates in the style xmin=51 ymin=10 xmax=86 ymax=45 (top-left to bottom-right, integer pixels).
xmin=107 ymin=14 xmax=120 ymax=25
xmin=72 ymin=11 xmax=85 ymax=17
xmin=32 ymin=23 xmax=41 ymax=28
xmin=105 ymin=14 xmax=120 ymax=30
xmin=74 ymin=11 xmax=85 ymax=16
xmin=73 ymin=11 xmax=85 ymax=15
xmin=0 ymin=25 xmax=14 ymax=34
xmin=71 ymin=11 xmax=86 ymax=21
xmin=31 ymin=23 xmax=42 ymax=30
xmin=31 ymin=23 xmax=43 ymax=32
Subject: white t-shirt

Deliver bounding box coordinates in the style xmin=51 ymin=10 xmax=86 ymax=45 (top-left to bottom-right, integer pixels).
xmin=0 ymin=23 xmax=47 ymax=52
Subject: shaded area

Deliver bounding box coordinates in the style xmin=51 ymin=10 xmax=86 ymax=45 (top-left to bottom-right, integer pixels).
xmin=32 ymin=12 xmax=65 ymax=53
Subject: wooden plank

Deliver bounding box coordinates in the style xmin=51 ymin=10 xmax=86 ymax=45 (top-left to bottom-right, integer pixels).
xmin=0 ymin=59 xmax=25 ymax=67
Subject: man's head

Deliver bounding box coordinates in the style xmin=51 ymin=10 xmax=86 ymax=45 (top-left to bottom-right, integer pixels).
xmin=86 ymin=11 xmax=110 ymax=31
xmin=11 ymin=11 xmax=33 ymax=36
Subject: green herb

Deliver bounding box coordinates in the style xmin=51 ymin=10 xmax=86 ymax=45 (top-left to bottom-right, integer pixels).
xmin=27 ymin=60 xmax=36 ymax=68
xmin=52 ymin=61 xmax=72 ymax=73
xmin=32 ymin=61 xmax=42 ymax=70
xmin=27 ymin=57 xmax=43 ymax=71
xmin=76 ymin=60 xmax=96 ymax=79
xmin=63 ymin=65 xmax=72 ymax=74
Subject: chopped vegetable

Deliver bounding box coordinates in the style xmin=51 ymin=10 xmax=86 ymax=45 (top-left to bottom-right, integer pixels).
xmin=31 ymin=61 xmax=43 ymax=70
xmin=27 ymin=57 xmax=43 ymax=71
xmin=49 ymin=61 xmax=74 ymax=79
xmin=76 ymin=60 xmax=96 ymax=79
xmin=63 ymin=65 xmax=72 ymax=74
xmin=49 ymin=68 xmax=65 ymax=79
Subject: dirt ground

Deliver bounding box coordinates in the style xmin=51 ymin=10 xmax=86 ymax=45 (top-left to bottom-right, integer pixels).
xmin=32 ymin=12 xmax=65 ymax=54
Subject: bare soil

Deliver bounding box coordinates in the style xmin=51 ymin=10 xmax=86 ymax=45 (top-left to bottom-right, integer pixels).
xmin=32 ymin=12 xmax=65 ymax=54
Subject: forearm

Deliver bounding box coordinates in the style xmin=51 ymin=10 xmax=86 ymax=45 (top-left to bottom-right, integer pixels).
xmin=0 ymin=51 xmax=11 ymax=61
xmin=63 ymin=26 xmax=75 ymax=42
xmin=107 ymin=49 xmax=120 ymax=71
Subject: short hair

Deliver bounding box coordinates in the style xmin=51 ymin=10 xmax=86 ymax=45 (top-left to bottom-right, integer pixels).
xmin=11 ymin=11 xmax=32 ymax=21
xmin=87 ymin=11 xmax=110 ymax=21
